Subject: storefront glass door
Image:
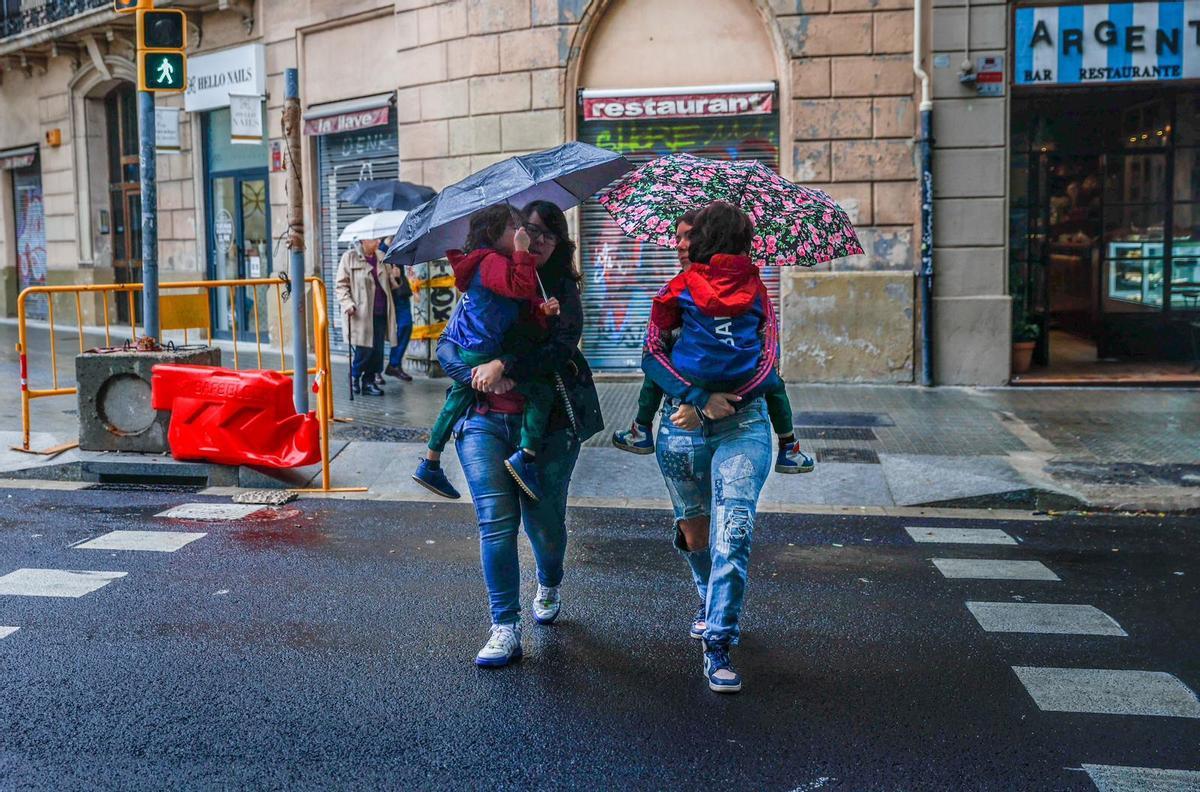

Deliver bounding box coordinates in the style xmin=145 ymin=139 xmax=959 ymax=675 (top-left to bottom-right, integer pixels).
xmin=208 ymin=172 xmax=271 ymax=341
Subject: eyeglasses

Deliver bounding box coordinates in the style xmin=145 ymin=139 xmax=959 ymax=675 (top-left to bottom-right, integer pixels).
xmin=523 ymin=224 xmax=558 ymax=244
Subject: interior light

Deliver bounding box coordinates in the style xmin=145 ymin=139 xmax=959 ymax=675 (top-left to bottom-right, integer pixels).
xmin=1157 ymin=130 xmax=1164 ymax=136
xmin=1130 ymin=136 xmax=1138 ymax=143
xmin=1142 ymin=133 xmax=1149 ymax=139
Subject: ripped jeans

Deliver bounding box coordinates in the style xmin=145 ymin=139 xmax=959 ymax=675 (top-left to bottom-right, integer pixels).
xmin=656 ymin=397 xmax=772 ymax=646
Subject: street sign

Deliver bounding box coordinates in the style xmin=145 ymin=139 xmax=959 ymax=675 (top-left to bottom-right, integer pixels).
xmin=139 ymin=51 xmax=186 ymax=92
xmin=113 ymin=0 xmax=150 ymax=13
xmin=136 ymin=9 xmax=187 ymax=93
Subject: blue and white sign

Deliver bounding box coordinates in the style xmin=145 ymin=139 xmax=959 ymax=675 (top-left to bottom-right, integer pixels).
xmin=1014 ymin=2 xmax=1200 ymax=86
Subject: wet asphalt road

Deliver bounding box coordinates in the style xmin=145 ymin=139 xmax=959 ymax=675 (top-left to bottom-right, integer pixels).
xmin=0 ymin=486 xmax=1196 ymax=791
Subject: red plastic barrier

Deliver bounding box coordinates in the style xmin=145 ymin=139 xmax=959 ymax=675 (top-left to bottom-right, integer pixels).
xmin=151 ymin=364 xmax=321 ymax=468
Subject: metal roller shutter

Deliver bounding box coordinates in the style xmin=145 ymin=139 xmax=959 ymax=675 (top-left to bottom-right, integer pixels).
xmin=578 ymin=100 xmax=781 ymax=371
xmin=316 ymin=114 xmax=399 ymax=351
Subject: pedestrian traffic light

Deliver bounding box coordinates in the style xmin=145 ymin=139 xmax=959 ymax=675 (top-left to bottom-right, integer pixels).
xmin=113 ymin=0 xmax=151 ymax=14
xmin=136 ymin=9 xmax=187 ymax=93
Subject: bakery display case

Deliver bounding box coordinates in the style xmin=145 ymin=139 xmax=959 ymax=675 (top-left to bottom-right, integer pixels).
xmin=1106 ymin=240 xmax=1200 ymax=306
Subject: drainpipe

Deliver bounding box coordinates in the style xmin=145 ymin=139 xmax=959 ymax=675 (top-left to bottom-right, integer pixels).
xmin=914 ymin=0 xmax=934 ymax=386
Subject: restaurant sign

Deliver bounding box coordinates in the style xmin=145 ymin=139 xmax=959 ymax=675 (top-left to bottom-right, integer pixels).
xmin=303 ymin=106 xmax=390 ymax=136
xmin=1015 ymin=2 xmax=1200 ymax=86
xmin=582 ymin=88 xmax=774 ymax=121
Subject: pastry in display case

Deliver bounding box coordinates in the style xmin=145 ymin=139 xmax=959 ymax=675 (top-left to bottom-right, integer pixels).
xmin=1107 ymin=241 xmax=1163 ymax=306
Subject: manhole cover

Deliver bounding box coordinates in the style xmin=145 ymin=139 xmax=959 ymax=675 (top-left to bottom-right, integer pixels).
xmin=794 ymin=411 xmax=896 ymax=428
xmin=817 ymin=448 xmax=880 ymax=464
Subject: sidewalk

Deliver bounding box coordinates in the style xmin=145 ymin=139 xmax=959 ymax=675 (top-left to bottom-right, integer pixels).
xmin=2 ymin=321 xmax=1197 ymax=512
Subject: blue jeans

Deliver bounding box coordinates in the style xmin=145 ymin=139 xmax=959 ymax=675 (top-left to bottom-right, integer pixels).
xmin=656 ymin=397 xmax=772 ymax=646
xmin=455 ymin=409 xmax=581 ymax=625
xmin=389 ymin=296 xmax=413 ymax=368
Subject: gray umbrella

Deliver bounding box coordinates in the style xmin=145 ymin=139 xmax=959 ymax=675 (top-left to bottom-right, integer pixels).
xmin=384 ymin=142 xmax=631 ymax=266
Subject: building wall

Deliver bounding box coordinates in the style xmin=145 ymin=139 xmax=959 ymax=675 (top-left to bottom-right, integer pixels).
xmin=929 ymin=0 xmax=1012 ymax=384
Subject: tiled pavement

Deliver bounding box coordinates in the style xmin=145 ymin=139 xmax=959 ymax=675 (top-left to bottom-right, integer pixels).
xmin=2 ymin=320 xmax=1197 ymax=511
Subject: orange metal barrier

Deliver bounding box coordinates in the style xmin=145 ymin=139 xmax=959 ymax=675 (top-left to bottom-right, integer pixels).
xmin=13 ymin=276 xmax=352 ymax=492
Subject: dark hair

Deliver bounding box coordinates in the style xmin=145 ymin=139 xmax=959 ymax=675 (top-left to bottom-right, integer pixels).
xmin=678 ymin=209 xmax=700 ymax=227
xmin=464 ymin=204 xmax=524 ymax=253
xmin=522 ymin=200 xmax=581 ymax=284
xmin=686 ymin=201 xmax=754 ymax=263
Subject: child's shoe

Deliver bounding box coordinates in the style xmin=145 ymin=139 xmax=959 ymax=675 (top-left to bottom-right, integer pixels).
xmin=504 ymin=450 xmax=543 ymax=502
xmin=775 ymin=441 xmax=815 ymax=474
xmin=412 ymin=458 xmax=461 ymax=499
xmin=702 ymin=640 xmax=742 ymax=693
xmin=612 ymin=422 xmax=654 ymax=455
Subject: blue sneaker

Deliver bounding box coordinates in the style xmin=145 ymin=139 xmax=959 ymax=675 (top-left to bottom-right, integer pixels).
xmin=702 ymin=641 xmax=742 ymax=693
xmin=412 ymin=458 xmax=461 ymax=499
xmin=612 ymin=422 xmax=654 ymax=455
xmin=689 ymin=603 xmax=707 ymax=640
xmin=775 ymin=441 xmax=815 ymax=474
xmin=504 ymin=450 xmax=543 ymax=502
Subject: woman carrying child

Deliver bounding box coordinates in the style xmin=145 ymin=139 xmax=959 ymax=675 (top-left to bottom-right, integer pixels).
xmin=426 ymin=201 xmax=602 ymax=667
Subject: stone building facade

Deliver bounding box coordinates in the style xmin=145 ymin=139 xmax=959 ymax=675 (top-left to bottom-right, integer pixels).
xmin=0 ymin=0 xmax=1026 ymax=385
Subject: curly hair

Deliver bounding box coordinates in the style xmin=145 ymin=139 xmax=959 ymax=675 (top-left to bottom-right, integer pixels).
xmin=464 ymin=204 xmax=524 ymax=253
xmin=686 ymin=201 xmax=754 ymax=263
xmin=522 ymin=200 xmax=581 ymax=284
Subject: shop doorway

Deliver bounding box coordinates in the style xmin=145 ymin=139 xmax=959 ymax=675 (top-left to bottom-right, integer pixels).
xmin=1011 ymin=88 xmax=1200 ymax=383
xmin=105 ymin=84 xmax=141 ymax=325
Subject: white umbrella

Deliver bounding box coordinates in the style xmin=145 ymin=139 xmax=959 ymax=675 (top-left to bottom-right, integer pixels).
xmin=338 ymin=210 xmax=408 ymax=243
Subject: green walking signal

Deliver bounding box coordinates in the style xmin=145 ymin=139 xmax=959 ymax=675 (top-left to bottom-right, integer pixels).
xmin=136 ymin=9 xmax=187 ymax=93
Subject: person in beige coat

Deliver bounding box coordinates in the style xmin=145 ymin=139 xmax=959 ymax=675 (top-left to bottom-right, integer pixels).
xmin=334 ymin=237 xmax=399 ymax=395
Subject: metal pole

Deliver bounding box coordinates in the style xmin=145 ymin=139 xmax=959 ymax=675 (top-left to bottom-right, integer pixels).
xmin=138 ymin=89 xmax=159 ymax=340
xmin=284 ymin=67 xmax=309 ymax=412
xmin=918 ymin=106 xmax=934 ymax=387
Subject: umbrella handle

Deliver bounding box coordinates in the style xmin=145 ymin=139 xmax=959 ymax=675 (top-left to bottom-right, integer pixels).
xmin=535 ymin=271 xmax=548 ymax=302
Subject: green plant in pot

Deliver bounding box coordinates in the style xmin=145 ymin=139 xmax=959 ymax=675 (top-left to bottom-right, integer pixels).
xmin=1011 ymin=321 xmax=1040 ymax=375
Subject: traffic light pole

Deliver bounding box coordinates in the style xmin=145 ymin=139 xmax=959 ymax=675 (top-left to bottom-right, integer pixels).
xmin=137 ymin=88 xmax=159 ymax=341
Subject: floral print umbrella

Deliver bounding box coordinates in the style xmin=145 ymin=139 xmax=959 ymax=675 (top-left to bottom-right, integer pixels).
xmin=597 ymin=153 xmax=863 ymax=267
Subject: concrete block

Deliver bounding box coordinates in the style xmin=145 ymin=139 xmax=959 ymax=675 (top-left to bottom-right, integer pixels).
xmin=793 ymin=99 xmax=872 ymax=140
xmin=449 ymin=114 xmax=501 ymax=156
xmin=791 ymin=57 xmax=831 ymax=98
xmin=448 ymin=33 xmax=499 ymax=79
xmin=833 ymin=0 xmax=910 ymax=9
xmin=933 ymin=295 xmax=1011 ymax=385
xmin=810 ymin=182 xmax=873 ymax=225
xmin=501 ymin=109 xmax=564 ymax=151
xmin=395 ymin=87 xmax=422 ymax=123
xmin=836 ymin=226 xmax=914 ymax=271
xmin=770 ymin=0 xmax=832 ymax=13
xmin=499 ymin=26 xmax=569 ymax=72
xmin=833 ymin=55 xmax=916 ymax=97
xmin=398 ymin=119 xmax=449 ymax=160
xmin=932 ymin=98 xmax=1006 ymax=147
xmin=932 ymin=5 xmax=1008 ymax=51
xmin=933 ymin=148 xmax=1005 ymax=198
xmin=423 ymin=156 xmax=473 ymax=189
xmin=394 ymin=9 xmax=419 ymax=51
xmin=532 ymin=0 xmax=590 ymax=24
xmin=873 ymin=10 xmax=914 ymax=54
xmin=394 ymin=43 xmax=447 ymax=88
xmin=531 ymin=68 xmax=566 ymax=109
xmin=934 ymin=247 xmax=1006 ymax=298
xmin=832 ymin=139 xmax=915 ymax=181
xmin=874 ymin=181 xmax=917 ymax=225
xmin=467 ymin=0 xmax=531 ymax=34
xmin=420 ymin=80 xmax=469 ymax=120
xmin=76 ymin=347 xmax=221 ymax=453
xmin=440 ymin=2 xmax=468 ymax=40
xmin=793 ymin=141 xmax=832 ymax=182
xmin=780 ymin=271 xmax=914 ymax=383
xmin=933 ymin=198 xmax=1005 ymax=247
xmin=873 ymin=97 xmax=915 ymax=138
xmin=781 ymin=14 xmax=872 ymax=57
xmin=470 ymin=73 xmax=531 ymax=114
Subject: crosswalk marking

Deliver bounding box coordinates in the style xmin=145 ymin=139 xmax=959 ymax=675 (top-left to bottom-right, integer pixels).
xmin=1013 ymin=667 xmax=1200 ymax=718
xmin=1083 ymin=763 xmax=1200 ymax=791
xmin=0 ymin=626 xmax=18 ymax=639
xmin=75 ymin=530 xmax=207 ymax=553
xmin=0 ymin=569 xmax=127 ymax=598
xmin=155 ymin=503 xmax=264 ymax=520
xmin=933 ymin=558 xmax=1060 ymax=581
xmin=966 ymin=602 xmax=1127 ymax=636
xmin=906 ymin=527 xmax=1017 ymax=545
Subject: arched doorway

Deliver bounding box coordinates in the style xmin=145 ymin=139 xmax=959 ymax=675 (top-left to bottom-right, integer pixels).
xmin=572 ymin=0 xmax=784 ymax=370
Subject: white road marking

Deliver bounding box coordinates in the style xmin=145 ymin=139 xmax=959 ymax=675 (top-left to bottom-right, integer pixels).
xmin=0 ymin=626 xmax=18 ymax=639
xmin=0 ymin=569 xmax=127 ymax=598
xmin=907 ymin=527 xmax=1017 ymax=545
xmin=1083 ymin=763 xmax=1200 ymax=791
xmin=933 ymin=559 xmax=1060 ymax=581
xmin=1013 ymin=667 xmax=1200 ymax=718
xmin=966 ymin=602 xmax=1127 ymax=636
xmin=75 ymin=530 xmax=207 ymax=553
xmin=155 ymin=503 xmax=264 ymax=520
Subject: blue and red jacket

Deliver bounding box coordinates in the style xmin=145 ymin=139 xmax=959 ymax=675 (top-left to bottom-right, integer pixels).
xmin=442 ymin=248 xmax=543 ymax=357
xmin=642 ymin=253 xmax=778 ymax=407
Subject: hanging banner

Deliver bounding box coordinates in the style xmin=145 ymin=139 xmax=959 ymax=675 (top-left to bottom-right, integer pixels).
xmin=304 ymin=106 xmax=390 ymax=136
xmin=229 ymin=94 xmax=264 ymax=144
xmin=1014 ymin=2 xmax=1200 ymax=86
xmin=155 ymin=107 xmax=181 ymax=152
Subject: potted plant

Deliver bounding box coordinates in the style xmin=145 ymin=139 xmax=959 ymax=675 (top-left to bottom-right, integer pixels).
xmin=1011 ymin=321 xmax=1040 ymax=375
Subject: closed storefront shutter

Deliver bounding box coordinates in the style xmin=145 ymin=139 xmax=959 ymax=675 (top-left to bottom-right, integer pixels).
xmin=578 ymin=88 xmax=781 ymax=371
xmin=316 ymin=112 xmax=398 ymax=351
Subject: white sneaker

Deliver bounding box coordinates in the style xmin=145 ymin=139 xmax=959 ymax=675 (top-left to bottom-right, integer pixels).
xmin=532 ymin=584 xmax=561 ymax=624
xmin=475 ymin=622 xmax=522 ymax=667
